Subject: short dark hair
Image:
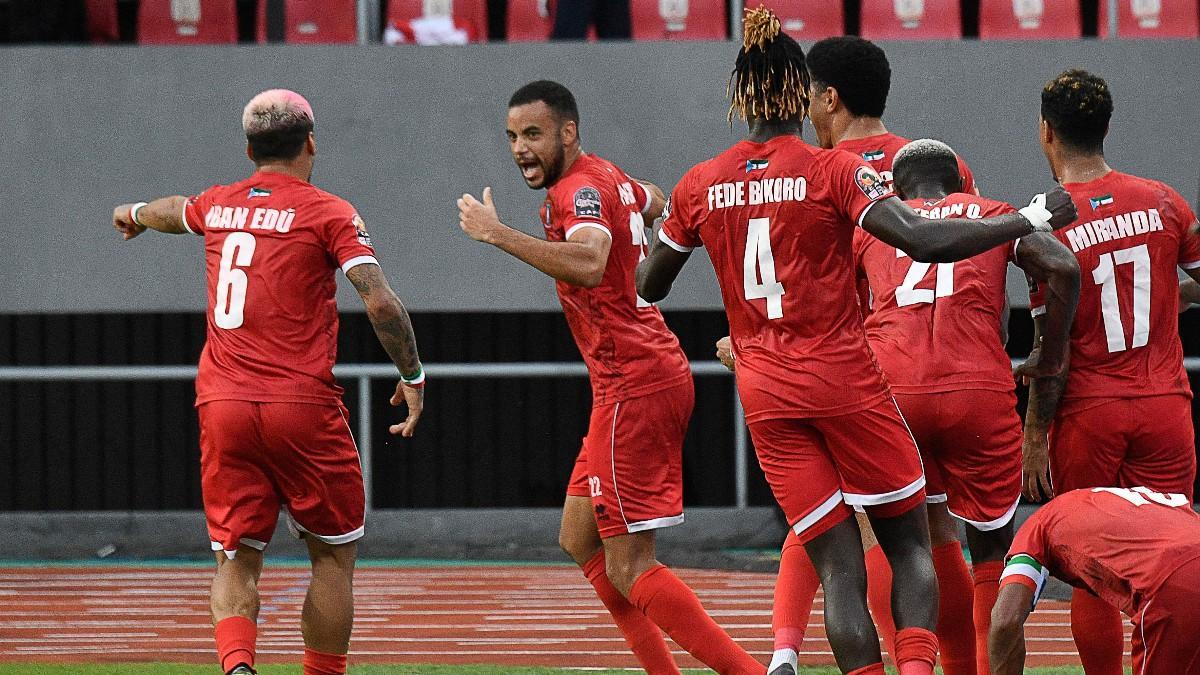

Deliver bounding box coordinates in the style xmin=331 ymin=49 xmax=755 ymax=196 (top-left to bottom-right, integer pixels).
xmin=1041 ymin=69 xmax=1112 ymax=153
xmin=806 ymin=37 xmax=890 ymax=118
xmin=246 ymin=118 xmax=312 ymax=162
xmin=892 ymin=139 xmax=962 ymax=196
xmin=508 ymin=80 xmax=580 ymax=124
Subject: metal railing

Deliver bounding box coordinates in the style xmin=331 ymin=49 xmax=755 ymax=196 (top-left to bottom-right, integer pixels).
xmin=0 ymin=362 xmax=746 ymax=510
xmin=3 ymin=357 xmax=1199 ymax=510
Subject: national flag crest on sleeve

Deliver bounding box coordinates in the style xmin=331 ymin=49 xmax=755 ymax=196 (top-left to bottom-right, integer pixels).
xmin=248 ymin=187 xmax=272 ymax=199
xmin=746 ymin=159 xmax=769 ymax=172
xmin=862 ymin=150 xmax=886 ymax=162
xmin=1089 ymin=194 xmax=1114 ymax=209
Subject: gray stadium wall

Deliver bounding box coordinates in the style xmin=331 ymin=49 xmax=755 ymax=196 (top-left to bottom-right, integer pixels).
xmin=1 ymin=40 xmax=1198 ymax=312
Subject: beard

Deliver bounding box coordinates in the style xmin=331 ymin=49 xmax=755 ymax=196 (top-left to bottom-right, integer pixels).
xmin=539 ymin=144 xmax=566 ymax=188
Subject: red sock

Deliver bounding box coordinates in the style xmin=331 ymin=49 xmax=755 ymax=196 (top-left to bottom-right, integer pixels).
xmin=582 ymin=551 xmax=680 ymax=675
xmin=931 ymin=542 xmax=975 ymax=675
xmin=864 ymin=544 xmax=898 ymax=661
xmin=895 ymin=626 xmax=939 ymax=675
xmin=302 ymin=647 xmax=347 ymax=675
xmin=629 ymin=564 xmax=763 ymax=675
xmin=214 ymin=616 xmax=256 ymax=674
xmin=1070 ymin=588 xmax=1124 ymax=675
xmin=772 ymin=530 xmax=819 ymax=651
xmin=847 ymin=665 xmax=886 ymax=675
xmin=971 ymin=561 xmax=1003 ymax=675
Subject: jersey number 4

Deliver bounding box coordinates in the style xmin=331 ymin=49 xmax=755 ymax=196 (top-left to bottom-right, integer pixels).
xmin=214 ymin=232 xmax=256 ymax=330
xmin=744 ymin=217 xmax=786 ymax=319
xmin=1093 ymin=486 xmax=1189 ymax=508
xmin=1093 ymin=244 xmax=1150 ymax=353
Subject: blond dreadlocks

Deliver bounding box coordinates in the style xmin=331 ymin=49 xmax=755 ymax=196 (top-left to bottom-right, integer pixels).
xmin=728 ymin=6 xmax=810 ymax=124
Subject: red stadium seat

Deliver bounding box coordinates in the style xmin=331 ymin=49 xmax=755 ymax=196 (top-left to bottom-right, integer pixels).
xmin=630 ymin=0 xmax=726 ymax=40
xmin=1099 ymin=0 xmax=1200 ymax=38
xmin=760 ymin=0 xmax=843 ymax=40
xmin=385 ymin=0 xmax=488 ymax=44
xmin=85 ymin=0 xmax=120 ymax=42
xmin=979 ymin=0 xmax=1081 ymax=39
xmin=859 ymin=0 xmax=962 ymax=39
xmin=506 ymin=0 xmax=554 ymax=41
xmin=137 ymin=0 xmax=238 ymax=44
xmin=256 ymin=0 xmax=358 ymax=44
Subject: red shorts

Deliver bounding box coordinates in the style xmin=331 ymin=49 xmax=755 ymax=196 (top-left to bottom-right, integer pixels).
xmin=199 ymin=400 xmax=365 ymax=556
xmin=566 ymin=380 xmax=693 ymax=539
xmin=894 ymin=389 xmax=1022 ymax=530
xmin=1050 ymin=395 xmax=1196 ymax=500
xmin=1132 ymin=557 xmax=1200 ymax=674
xmin=748 ymin=397 xmax=926 ymax=545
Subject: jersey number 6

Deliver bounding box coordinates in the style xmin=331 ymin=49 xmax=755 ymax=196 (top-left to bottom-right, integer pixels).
xmin=214 ymin=232 xmax=256 ymax=330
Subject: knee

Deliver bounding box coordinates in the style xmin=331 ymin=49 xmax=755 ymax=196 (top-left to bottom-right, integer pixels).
xmin=604 ymin=553 xmax=650 ymax=597
xmin=559 ymin=526 xmax=598 ymax=566
xmin=927 ymin=505 xmax=960 ymax=546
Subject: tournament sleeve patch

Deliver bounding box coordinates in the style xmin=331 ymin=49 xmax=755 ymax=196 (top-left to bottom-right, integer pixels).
xmin=352 ymin=214 xmax=373 ymax=247
xmin=573 ymin=186 xmax=603 ymax=219
xmin=854 ymin=166 xmax=892 ymax=201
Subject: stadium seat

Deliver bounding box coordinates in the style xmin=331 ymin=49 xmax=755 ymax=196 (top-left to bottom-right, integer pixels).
xmin=1099 ymin=0 xmax=1200 ymax=38
xmin=137 ymin=0 xmax=238 ymax=44
xmin=979 ymin=0 xmax=1081 ymax=38
xmin=85 ymin=0 xmax=120 ymax=42
xmin=760 ymin=0 xmax=843 ymax=40
xmin=506 ymin=0 xmax=554 ymax=41
xmin=859 ymin=0 xmax=962 ymax=39
xmin=384 ymin=0 xmax=488 ymax=44
xmin=630 ymin=0 xmax=726 ymax=40
xmin=256 ymin=0 xmax=358 ymax=44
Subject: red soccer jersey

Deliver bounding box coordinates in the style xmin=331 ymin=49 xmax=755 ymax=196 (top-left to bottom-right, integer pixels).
xmin=1001 ymin=486 xmax=1200 ymax=616
xmin=853 ymin=193 xmax=1016 ymax=394
xmin=182 ymin=171 xmax=378 ymax=405
xmin=1029 ymin=171 xmax=1200 ymax=407
xmin=542 ymin=153 xmax=690 ymax=405
xmin=836 ymin=132 xmax=976 ymax=194
xmin=659 ymin=135 xmax=895 ymax=420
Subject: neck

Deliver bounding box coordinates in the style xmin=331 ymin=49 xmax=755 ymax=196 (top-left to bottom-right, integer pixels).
xmin=1054 ymin=149 xmax=1112 ymax=184
xmin=904 ymin=183 xmax=950 ymax=201
xmin=746 ymin=118 xmax=804 ymax=143
xmin=833 ymin=115 xmax=888 ymax=145
xmin=561 ymin=144 xmax=583 ymax=176
xmin=255 ymin=161 xmax=311 ymax=182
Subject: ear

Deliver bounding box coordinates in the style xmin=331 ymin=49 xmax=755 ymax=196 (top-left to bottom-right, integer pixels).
xmin=245 ymin=142 xmax=255 ymax=162
xmin=306 ymin=132 xmax=317 ymax=156
xmin=823 ymin=86 xmax=839 ymax=113
xmin=560 ymin=119 xmax=578 ymax=146
xmin=1039 ymin=117 xmax=1053 ymax=145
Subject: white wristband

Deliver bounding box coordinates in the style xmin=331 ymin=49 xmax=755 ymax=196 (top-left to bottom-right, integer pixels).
xmin=401 ymin=366 xmax=425 ymax=386
xmin=130 ymin=201 xmax=149 ymax=227
xmin=1018 ymin=193 xmax=1054 ymax=233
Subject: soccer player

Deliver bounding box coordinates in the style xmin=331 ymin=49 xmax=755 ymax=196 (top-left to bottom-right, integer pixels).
xmin=636 ymin=10 xmax=1076 ymax=675
xmin=1022 ymin=69 xmax=1200 ymax=674
xmin=853 ymin=139 xmax=1078 ymax=675
xmin=456 ymin=80 xmax=761 ymax=675
xmin=989 ymin=486 xmax=1200 ymax=674
xmin=110 ymin=90 xmax=425 ymax=675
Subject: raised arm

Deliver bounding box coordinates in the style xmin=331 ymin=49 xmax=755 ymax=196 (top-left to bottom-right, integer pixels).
xmin=112 ymin=196 xmax=189 ymax=239
xmin=458 ymin=187 xmax=611 ymax=288
xmin=989 ymin=583 xmax=1035 ymax=675
xmin=345 ymin=262 xmax=424 ymax=437
xmin=861 ymin=187 xmax=1077 ymax=263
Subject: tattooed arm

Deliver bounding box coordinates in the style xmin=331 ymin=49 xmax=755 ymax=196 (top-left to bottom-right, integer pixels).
xmin=346 ymin=262 xmax=424 ymax=437
xmin=1021 ymin=315 xmax=1069 ymax=501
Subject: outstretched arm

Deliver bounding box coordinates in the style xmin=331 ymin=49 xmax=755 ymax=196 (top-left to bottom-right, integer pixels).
xmin=635 ymin=232 xmax=691 ymax=303
xmin=989 ymin=583 xmax=1034 ymax=675
xmin=458 ymin=187 xmax=612 ymax=288
xmin=346 ymin=263 xmax=424 ymax=437
xmin=112 ymin=196 xmax=189 ymax=239
xmin=861 ymin=187 xmax=1077 ymax=263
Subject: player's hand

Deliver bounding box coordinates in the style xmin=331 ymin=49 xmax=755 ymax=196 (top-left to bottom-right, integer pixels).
xmin=1013 ymin=348 xmax=1063 ymax=385
xmin=715 ymin=336 xmax=735 ymax=372
xmin=1042 ymin=185 xmax=1078 ymax=230
xmin=389 ymin=381 xmax=424 ymax=438
xmin=113 ymin=203 xmax=147 ymax=240
xmin=1021 ymin=433 xmax=1054 ymax=502
xmin=458 ymin=187 xmax=506 ymax=244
